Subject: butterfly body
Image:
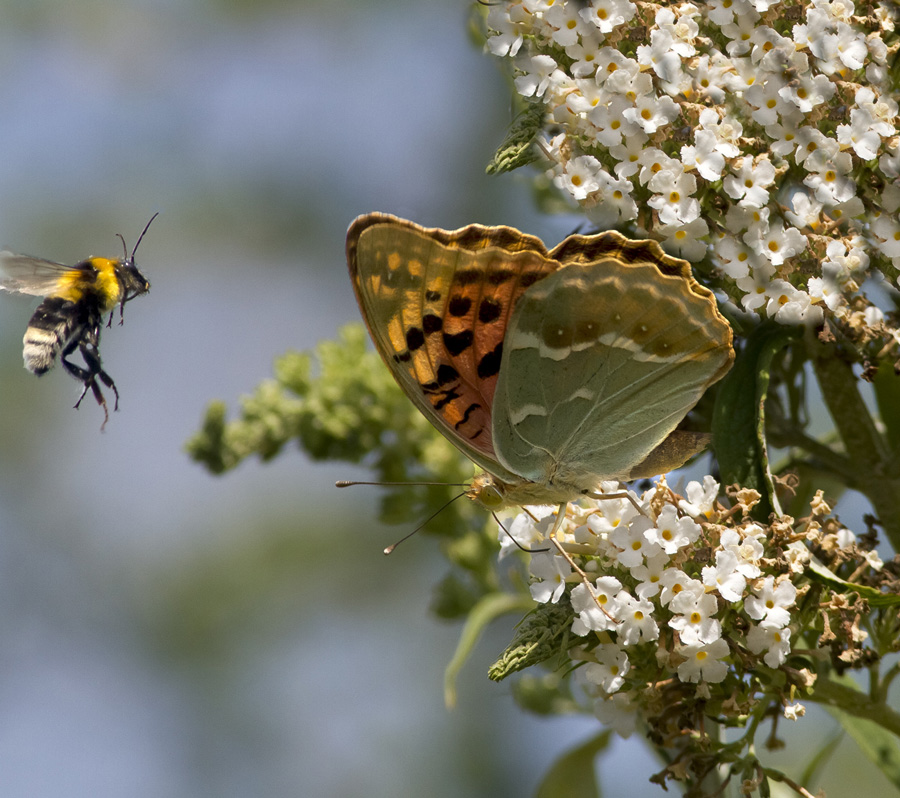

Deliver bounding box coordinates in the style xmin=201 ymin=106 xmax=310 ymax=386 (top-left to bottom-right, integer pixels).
xmin=347 ymin=213 xmax=734 ymax=509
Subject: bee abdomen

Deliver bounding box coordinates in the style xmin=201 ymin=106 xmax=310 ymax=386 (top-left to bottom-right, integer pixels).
xmin=23 ymin=297 xmax=77 ymax=375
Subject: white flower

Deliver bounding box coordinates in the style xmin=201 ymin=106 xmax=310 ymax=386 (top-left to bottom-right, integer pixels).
xmin=720 ymin=527 xmax=764 ymax=578
xmin=747 ymin=620 xmax=793 ymax=667
xmin=783 ymin=702 xmax=806 ymax=721
xmin=722 ymin=9 xmax=760 ymax=55
xmin=571 ymin=576 xmax=624 ymax=635
xmin=837 ymin=108 xmax=883 ymax=161
xmin=777 ymin=72 xmax=835 ymax=113
xmin=588 ymin=171 xmax=639 ymax=225
xmin=681 ymin=129 xmax=725 ymax=181
xmin=637 ymin=148 xmax=680 ymax=186
xmin=745 ymin=79 xmax=790 ymax=126
xmin=584 ymin=643 xmax=630 ymax=693
xmin=529 ymin=551 xmax=571 ymax=604
xmin=795 ymin=126 xmax=840 ymax=170
xmin=744 ymin=576 xmax=797 ymax=627
xmin=659 ymin=569 xmax=702 ymax=607
xmin=713 ymin=235 xmax=752 ymax=279
xmin=765 ymin=121 xmax=801 ymax=156
xmin=631 ymin=551 xmax=671 ymax=600
xmin=678 ymin=476 xmax=720 ymax=519
xmin=544 ymin=3 xmax=586 ymax=47
xmin=585 ymin=489 xmax=640 ymax=534
xmin=584 ymin=95 xmax=640 ymax=147
xmin=785 ymin=191 xmax=825 ymax=232
xmin=644 ymin=505 xmax=701 ymax=554
xmin=702 ymin=549 xmax=747 ymax=602
xmin=636 ymin=28 xmax=683 ymax=83
xmin=593 ymin=691 xmax=638 ymax=737
xmin=578 ymin=0 xmax=636 ymax=34
xmin=566 ymin=33 xmax=603 ymax=78
xmin=871 ymin=214 xmax=900 ymax=258
xmin=616 ymin=591 xmax=659 ymax=645
xmin=676 ymin=638 xmax=730 ymax=683
xmin=622 ymin=94 xmax=679 ymax=135
xmin=595 ymin=47 xmax=639 ymax=86
xmin=689 ymin=54 xmax=728 ymax=104
xmin=659 ymin=218 xmax=710 ymax=261
xmin=610 ymin=516 xmax=662 ymax=567
xmin=486 ymin=6 xmax=525 ymax=57
xmin=499 ymin=506 xmax=555 ymax=558
xmin=723 ymin=157 xmax=776 ymax=208
xmin=648 ymin=169 xmax=700 ymax=224
xmin=669 ymin=590 xmax=722 ymax=645
xmin=808 ymin=268 xmax=845 ymax=311
xmin=857 ymin=86 xmax=899 ymax=137
xmin=836 ymin=527 xmax=856 ymax=548
xmin=514 ymin=54 xmax=564 ymax=99
xmin=565 ymin=79 xmax=606 ymax=116
xmin=556 ymin=154 xmax=603 ymax=200
xmin=803 ymin=153 xmax=857 ymax=204
xmin=753 ymin=223 xmax=807 ymax=266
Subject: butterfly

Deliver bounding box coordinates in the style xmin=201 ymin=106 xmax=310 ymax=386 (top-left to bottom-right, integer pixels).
xmin=346 ymin=213 xmax=734 ymax=513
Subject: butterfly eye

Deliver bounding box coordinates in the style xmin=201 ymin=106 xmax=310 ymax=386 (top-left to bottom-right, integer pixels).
xmin=472 ymin=481 xmax=505 ymax=510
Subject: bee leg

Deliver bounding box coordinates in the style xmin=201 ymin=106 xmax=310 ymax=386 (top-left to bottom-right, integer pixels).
xmin=78 ymin=341 xmax=119 ymax=409
xmin=95 ymin=368 xmax=120 ymax=412
xmin=60 ymin=339 xmax=116 ymax=428
xmin=63 ymin=358 xmax=108 ymax=428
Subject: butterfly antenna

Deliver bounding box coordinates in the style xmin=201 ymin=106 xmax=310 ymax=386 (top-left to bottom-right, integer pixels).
xmin=336 ymin=480 xmax=469 ymax=489
xmin=383 ymin=491 xmax=468 ymax=555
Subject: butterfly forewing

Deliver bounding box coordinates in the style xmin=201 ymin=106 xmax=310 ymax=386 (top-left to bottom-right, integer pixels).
xmin=347 ymin=213 xmax=559 ymax=479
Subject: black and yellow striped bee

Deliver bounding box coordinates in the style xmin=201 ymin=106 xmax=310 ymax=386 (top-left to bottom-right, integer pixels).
xmin=0 ymin=214 xmax=157 ymax=428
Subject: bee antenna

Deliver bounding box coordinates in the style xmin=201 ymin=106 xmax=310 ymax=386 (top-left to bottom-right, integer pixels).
xmin=121 ymin=212 xmax=160 ymax=262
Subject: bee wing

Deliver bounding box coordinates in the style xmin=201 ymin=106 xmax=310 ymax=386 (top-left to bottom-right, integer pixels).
xmin=0 ymin=251 xmax=76 ymax=297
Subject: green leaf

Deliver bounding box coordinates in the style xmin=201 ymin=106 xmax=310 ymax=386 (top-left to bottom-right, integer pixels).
xmin=807 ymin=555 xmax=900 ymax=607
xmin=712 ymin=322 xmax=800 ymax=519
xmin=823 ymin=695 xmax=900 ymax=790
xmin=798 ymin=731 xmax=844 ymax=791
xmin=444 ymin=591 xmax=535 ymax=708
xmin=486 ymin=102 xmax=545 ymax=175
xmin=842 ymin=714 xmax=900 ymax=788
xmin=535 ymin=731 xmax=611 ymax=798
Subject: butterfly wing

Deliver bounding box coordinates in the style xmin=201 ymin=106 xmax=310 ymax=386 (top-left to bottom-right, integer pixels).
xmin=491 ymin=232 xmax=734 ymax=490
xmin=347 ymin=213 xmax=559 ymax=481
xmin=0 ymin=251 xmax=77 ymax=297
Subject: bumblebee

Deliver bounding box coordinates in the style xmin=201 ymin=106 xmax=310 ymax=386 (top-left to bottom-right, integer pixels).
xmin=0 ymin=214 xmax=157 ymax=428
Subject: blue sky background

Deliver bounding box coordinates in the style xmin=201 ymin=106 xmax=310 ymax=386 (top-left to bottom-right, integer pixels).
xmin=0 ymin=2 xmax=890 ymax=796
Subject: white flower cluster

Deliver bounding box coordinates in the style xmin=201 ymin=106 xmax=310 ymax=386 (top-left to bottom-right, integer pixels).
xmin=485 ymin=0 xmax=900 ymax=328
xmin=499 ymin=478 xmax=801 ymax=735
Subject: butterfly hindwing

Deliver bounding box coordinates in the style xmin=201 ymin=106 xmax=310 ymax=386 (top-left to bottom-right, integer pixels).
xmin=492 ymin=236 xmax=734 ymax=491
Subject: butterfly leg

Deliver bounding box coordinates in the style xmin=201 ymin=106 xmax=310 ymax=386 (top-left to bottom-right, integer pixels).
xmin=583 ymin=488 xmax=646 ymax=517
xmin=546 ymin=502 xmax=619 ymax=621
